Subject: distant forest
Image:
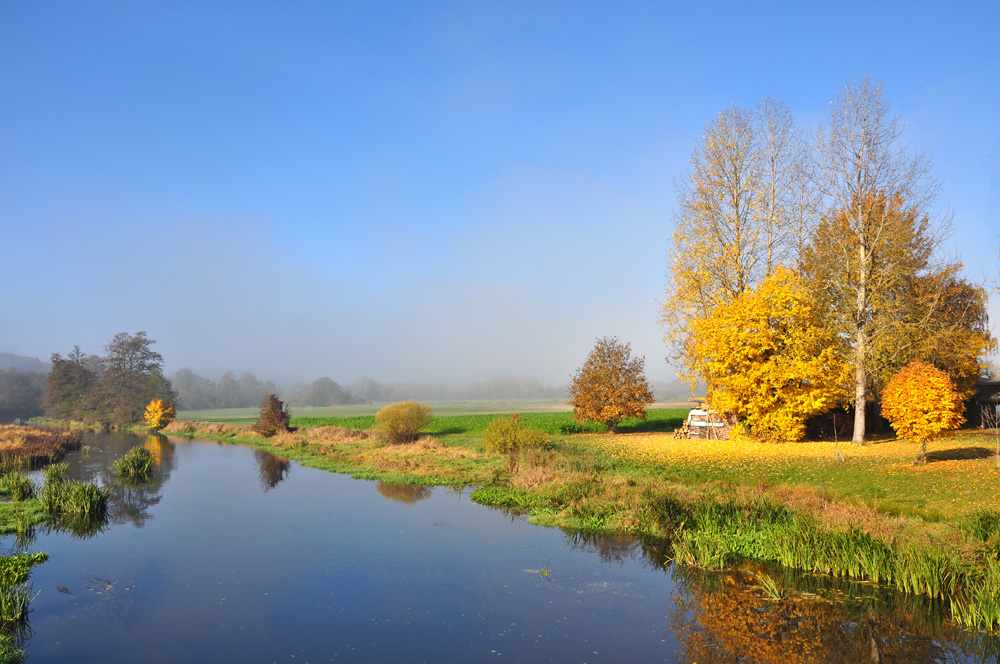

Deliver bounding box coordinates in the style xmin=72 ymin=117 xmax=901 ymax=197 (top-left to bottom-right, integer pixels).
xmin=0 ymin=353 xmax=47 ymax=421
xmin=1 ymin=350 xmax=690 ymax=422
xmin=170 ymin=370 xmax=567 ymax=410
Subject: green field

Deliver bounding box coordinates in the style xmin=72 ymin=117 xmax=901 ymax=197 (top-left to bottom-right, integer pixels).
xmin=177 ymin=399 xmax=573 ymax=424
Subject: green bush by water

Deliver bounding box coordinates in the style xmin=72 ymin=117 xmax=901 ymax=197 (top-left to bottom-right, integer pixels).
xmin=114 ymin=446 xmax=154 ymax=483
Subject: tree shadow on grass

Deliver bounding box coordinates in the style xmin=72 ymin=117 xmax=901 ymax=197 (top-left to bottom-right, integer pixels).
xmin=926 ymin=446 xmax=994 ymax=462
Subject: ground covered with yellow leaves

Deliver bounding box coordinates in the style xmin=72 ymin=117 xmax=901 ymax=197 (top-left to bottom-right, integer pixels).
xmin=595 ymin=430 xmax=1000 ymax=519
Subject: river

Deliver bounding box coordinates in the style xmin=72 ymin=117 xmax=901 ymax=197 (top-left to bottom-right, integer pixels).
xmin=4 ymin=431 xmax=995 ymax=662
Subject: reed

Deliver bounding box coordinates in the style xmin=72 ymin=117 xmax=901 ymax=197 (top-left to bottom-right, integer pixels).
xmin=0 ymin=552 xmax=47 ymax=625
xmin=0 ymin=474 xmax=32 ymax=502
xmin=113 ymin=446 xmax=154 ymax=483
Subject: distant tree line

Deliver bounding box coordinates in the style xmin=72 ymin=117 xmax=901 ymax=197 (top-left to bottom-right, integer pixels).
xmin=169 ymin=368 xmax=279 ymax=410
xmin=0 ymin=353 xmax=49 ymax=421
xmin=44 ymin=332 xmax=176 ymax=428
xmin=169 ymin=371 xmax=566 ymax=409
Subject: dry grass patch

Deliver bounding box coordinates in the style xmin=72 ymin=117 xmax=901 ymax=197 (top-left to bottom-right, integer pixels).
xmin=0 ymin=425 xmax=80 ymax=467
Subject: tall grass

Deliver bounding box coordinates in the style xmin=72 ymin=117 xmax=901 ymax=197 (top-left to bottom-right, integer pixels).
xmin=39 ymin=462 xmax=109 ymax=523
xmin=667 ymin=496 xmax=1000 ymax=629
xmin=113 ymin=446 xmax=154 ymax=483
xmin=0 ymin=475 xmax=32 ymax=502
xmin=0 ymin=552 xmax=47 ymax=624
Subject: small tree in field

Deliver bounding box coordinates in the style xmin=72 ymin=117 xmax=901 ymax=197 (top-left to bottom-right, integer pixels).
xmin=375 ymin=401 xmax=433 ymax=444
xmin=253 ymin=393 xmax=292 ymax=438
xmin=569 ymin=337 xmax=654 ymax=434
xmin=881 ymin=360 xmax=964 ymax=464
xmin=143 ymin=398 xmax=176 ymax=431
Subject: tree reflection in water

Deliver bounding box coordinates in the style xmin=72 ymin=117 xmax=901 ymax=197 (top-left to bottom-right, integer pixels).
xmin=375 ymin=481 xmax=432 ymax=504
xmin=669 ymin=565 xmax=1000 ymax=664
xmin=565 ymin=532 xmax=1000 ymax=663
xmin=253 ymin=448 xmax=291 ymax=493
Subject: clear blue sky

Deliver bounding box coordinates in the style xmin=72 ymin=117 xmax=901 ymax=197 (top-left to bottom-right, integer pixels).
xmin=3 ymin=1 xmax=998 ymax=386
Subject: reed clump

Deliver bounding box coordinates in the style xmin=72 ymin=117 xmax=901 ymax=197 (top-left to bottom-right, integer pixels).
xmin=113 ymin=446 xmax=154 ymax=483
xmin=0 ymin=551 xmax=47 ymax=625
xmin=0 ymin=474 xmax=33 ymax=502
xmin=39 ymin=463 xmax=109 ymax=521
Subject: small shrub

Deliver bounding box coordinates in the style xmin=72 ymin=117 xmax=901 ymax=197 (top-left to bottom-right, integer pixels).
xmin=143 ymin=398 xmax=176 ymax=431
xmin=375 ymin=401 xmax=433 ymax=444
xmin=0 ymin=474 xmax=32 ymax=502
xmin=483 ymin=414 xmax=551 ymax=455
xmin=253 ymin=393 xmax=292 ymax=438
xmin=114 ymin=446 xmax=154 ymax=483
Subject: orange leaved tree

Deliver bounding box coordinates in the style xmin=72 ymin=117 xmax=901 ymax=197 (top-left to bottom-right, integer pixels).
xmin=880 ymin=360 xmax=964 ymax=464
xmin=143 ymin=398 xmax=176 ymax=431
xmin=569 ymin=337 xmax=654 ymax=434
xmin=684 ymin=267 xmax=849 ymax=442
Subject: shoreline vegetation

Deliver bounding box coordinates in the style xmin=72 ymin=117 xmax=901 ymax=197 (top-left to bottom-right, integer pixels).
xmin=149 ymin=408 xmax=1000 ymax=632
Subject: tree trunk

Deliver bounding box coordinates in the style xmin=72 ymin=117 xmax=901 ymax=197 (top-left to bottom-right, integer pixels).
xmin=607 ymin=421 xmax=618 ymax=434
xmin=852 ymin=240 xmax=868 ymax=444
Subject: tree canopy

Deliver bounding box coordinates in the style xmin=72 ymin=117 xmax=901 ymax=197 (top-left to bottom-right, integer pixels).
xmin=684 ymin=268 xmax=849 ymax=442
xmin=569 ymin=337 xmax=654 ymax=434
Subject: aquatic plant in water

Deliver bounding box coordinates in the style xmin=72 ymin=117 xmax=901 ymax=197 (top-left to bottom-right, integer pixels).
xmin=114 ymin=446 xmax=154 ymax=483
xmin=0 ymin=475 xmax=32 ymax=502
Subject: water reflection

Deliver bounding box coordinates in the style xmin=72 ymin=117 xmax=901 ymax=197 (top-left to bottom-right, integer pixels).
xmin=253 ymin=448 xmax=291 ymax=493
xmin=668 ymin=565 xmax=1000 ymax=663
xmin=375 ymin=481 xmax=432 ymax=504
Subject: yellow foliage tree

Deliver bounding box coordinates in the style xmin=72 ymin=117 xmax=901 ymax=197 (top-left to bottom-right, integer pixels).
xmin=569 ymin=337 xmax=654 ymax=434
xmin=684 ymin=267 xmax=849 ymax=442
xmin=880 ymin=360 xmax=964 ymax=464
xmin=143 ymin=398 xmax=175 ymax=431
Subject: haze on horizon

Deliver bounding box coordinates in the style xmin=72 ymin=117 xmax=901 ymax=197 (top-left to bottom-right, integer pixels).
xmin=2 ymin=2 xmax=998 ymax=389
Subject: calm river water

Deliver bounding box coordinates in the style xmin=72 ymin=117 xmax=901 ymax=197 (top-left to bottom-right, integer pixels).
xmin=5 ymin=431 xmax=997 ymax=662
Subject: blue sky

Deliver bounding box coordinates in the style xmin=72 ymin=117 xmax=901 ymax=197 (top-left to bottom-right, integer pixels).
xmin=2 ymin=1 xmax=998 ymax=386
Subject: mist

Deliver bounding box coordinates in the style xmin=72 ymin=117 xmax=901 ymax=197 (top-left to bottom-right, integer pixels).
xmin=3 ymin=3 xmax=997 ymax=392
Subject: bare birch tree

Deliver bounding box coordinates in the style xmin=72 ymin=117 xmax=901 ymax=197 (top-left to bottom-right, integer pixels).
xmin=663 ymin=98 xmax=812 ymax=379
xmin=815 ymin=77 xmax=941 ymax=444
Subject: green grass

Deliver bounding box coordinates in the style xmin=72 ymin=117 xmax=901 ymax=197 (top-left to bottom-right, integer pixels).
xmin=177 ymin=399 xmax=571 ymax=423
xmin=290 ymin=408 xmax=687 ymax=435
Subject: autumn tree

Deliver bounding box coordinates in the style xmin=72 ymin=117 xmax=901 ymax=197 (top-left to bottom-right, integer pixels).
xmin=662 ymin=96 xmax=813 ymax=367
xmin=98 ymin=331 xmax=176 ymax=427
xmin=569 ymin=337 xmax=654 ymax=434
xmin=143 ymin=398 xmax=176 ymax=431
xmin=880 ymin=360 xmax=964 ymax=464
xmin=44 ymin=346 xmax=102 ymax=421
xmin=253 ymin=393 xmax=292 ymax=437
xmin=684 ymin=268 xmax=848 ymax=442
xmin=815 ymin=77 xmax=942 ymax=444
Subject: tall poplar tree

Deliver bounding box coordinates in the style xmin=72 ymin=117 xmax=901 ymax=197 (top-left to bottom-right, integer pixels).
xmin=814 ymin=77 xmax=943 ymax=444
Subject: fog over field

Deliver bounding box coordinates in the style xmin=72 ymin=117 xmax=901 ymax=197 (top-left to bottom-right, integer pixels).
xmin=2 ymin=3 xmax=998 ymax=388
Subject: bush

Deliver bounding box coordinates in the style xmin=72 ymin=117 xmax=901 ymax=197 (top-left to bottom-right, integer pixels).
xmin=483 ymin=414 xmax=551 ymax=455
xmin=253 ymin=393 xmax=292 ymax=438
xmin=114 ymin=446 xmax=154 ymax=483
xmin=375 ymin=401 xmax=433 ymax=444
